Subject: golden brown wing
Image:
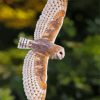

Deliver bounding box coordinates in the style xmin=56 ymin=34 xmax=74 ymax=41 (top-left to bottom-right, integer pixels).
xmin=23 ymin=50 xmax=49 ymax=100
xmin=34 ymin=0 xmax=68 ymax=43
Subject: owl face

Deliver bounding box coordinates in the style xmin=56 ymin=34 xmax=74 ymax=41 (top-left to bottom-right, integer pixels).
xmin=50 ymin=47 xmax=65 ymax=60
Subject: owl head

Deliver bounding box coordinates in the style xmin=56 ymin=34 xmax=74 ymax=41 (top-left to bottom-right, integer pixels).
xmin=50 ymin=45 xmax=65 ymax=60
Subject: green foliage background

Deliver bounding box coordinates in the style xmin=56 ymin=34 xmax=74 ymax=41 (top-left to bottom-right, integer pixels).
xmin=0 ymin=0 xmax=100 ymax=100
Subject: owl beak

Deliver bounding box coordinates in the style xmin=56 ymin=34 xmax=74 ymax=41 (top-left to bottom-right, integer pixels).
xmin=57 ymin=54 xmax=60 ymax=60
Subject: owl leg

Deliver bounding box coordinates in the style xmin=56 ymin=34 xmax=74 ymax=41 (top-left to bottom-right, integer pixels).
xmin=17 ymin=37 xmax=33 ymax=49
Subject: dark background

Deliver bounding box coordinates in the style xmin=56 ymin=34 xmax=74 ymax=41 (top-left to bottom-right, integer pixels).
xmin=0 ymin=0 xmax=100 ymax=100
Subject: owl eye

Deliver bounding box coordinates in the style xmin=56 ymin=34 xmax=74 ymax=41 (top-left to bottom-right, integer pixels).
xmin=59 ymin=51 xmax=63 ymax=55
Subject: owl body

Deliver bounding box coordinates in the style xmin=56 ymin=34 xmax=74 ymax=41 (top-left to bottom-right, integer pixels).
xmin=33 ymin=39 xmax=65 ymax=59
xmin=18 ymin=37 xmax=65 ymax=60
xmin=18 ymin=0 xmax=68 ymax=100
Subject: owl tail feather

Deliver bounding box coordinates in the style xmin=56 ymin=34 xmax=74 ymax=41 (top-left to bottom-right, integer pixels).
xmin=17 ymin=37 xmax=33 ymax=49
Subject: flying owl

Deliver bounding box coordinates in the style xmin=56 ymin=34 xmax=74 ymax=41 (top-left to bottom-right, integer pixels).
xmin=17 ymin=0 xmax=68 ymax=100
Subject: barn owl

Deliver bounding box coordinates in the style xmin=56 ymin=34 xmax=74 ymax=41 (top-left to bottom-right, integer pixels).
xmin=17 ymin=0 xmax=68 ymax=100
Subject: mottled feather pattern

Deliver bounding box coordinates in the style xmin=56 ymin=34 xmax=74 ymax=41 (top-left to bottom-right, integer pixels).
xmin=34 ymin=0 xmax=67 ymax=42
xmin=23 ymin=50 xmax=47 ymax=100
xmin=42 ymin=10 xmax=65 ymax=42
xmin=34 ymin=53 xmax=49 ymax=86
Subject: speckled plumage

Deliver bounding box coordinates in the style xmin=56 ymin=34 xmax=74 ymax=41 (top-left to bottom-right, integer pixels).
xmin=18 ymin=0 xmax=68 ymax=100
xmin=23 ymin=50 xmax=48 ymax=100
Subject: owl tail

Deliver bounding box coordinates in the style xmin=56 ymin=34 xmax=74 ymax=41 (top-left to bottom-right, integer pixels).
xmin=17 ymin=37 xmax=33 ymax=49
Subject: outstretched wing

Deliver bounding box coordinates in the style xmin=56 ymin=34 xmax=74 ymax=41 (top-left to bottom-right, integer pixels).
xmin=23 ymin=50 xmax=49 ymax=100
xmin=34 ymin=0 xmax=68 ymax=43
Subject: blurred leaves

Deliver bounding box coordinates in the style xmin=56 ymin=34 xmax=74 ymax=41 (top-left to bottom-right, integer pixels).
xmin=0 ymin=0 xmax=45 ymax=29
xmin=87 ymin=18 xmax=100 ymax=34
xmin=0 ymin=88 xmax=14 ymax=100
xmin=62 ymin=18 xmax=76 ymax=37
xmin=0 ymin=5 xmax=35 ymax=28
